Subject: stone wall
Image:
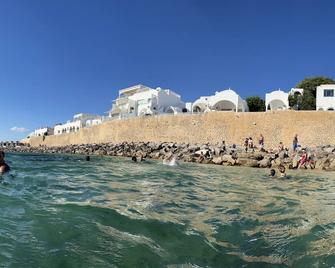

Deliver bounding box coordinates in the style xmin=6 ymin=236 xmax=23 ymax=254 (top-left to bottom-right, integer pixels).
xmin=27 ymin=111 xmax=335 ymax=148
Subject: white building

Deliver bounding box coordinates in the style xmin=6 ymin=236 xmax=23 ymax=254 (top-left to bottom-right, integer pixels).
xmin=316 ymin=84 xmax=335 ymax=111
xmin=289 ymin=88 xmax=304 ymax=96
xmin=29 ymin=127 xmax=54 ymax=137
xmin=109 ymin=84 xmax=185 ymax=118
xmin=192 ymin=89 xmax=249 ymax=113
xmin=85 ymin=117 xmax=103 ymax=127
xmin=265 ymin=89 xmax=289 ymax=111
xmin=109 ymin=85 xmax=151 ymax=118
xmin=54 ymin=113 xmax=102 ymax=135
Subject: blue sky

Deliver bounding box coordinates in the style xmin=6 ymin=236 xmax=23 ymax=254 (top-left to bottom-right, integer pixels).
xmin=1 ymin=0 xmax=335 ymax=140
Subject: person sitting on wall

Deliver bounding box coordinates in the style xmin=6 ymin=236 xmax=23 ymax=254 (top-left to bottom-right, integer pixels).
xmin=0 ymin=151 xmax=10 ymax=174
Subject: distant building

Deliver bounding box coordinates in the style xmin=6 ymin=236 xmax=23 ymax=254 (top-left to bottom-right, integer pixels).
xmin=316 ymin=84 xmax=335 ymax=111
xmin=192 ymin=89 xmax=249 ymax=112
xmin=54 ymin=113 xmax=102 ymax=135
xmin=289 ymin=88 xmax=304 ymax=96
xmin=265 ymin=89 xmax=289 ymax=111
xmin=108 ymin=84 xmax=185 ymax=118
xmin=29 ymin=127 xmax=54 ymax=138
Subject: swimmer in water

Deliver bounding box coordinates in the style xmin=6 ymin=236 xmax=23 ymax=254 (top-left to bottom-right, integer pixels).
xmin=85 ymin=155 xmax=90 ymax=161
xmin=163 ymin=154 xmax=178 ymax=166
xmin=278 ymin=165 xmax=287 ymax=178
xmin=0 ymin=151 xmax=10 ymax=174
xmin=269 ymin=169 xmax=276 ymax=177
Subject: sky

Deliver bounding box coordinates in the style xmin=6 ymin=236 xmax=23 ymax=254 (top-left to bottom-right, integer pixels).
xmin=0 ymin=0 xmax=335 ymax=141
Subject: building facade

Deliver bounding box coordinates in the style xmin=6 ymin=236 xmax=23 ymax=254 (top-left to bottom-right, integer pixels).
xmin=54 ymin=113 xmax=102 ymax=135
xmin=30 ymin=127 xmax=54 ymax=137
xmin=192 ymin=89 xmax=249 ymax=113
xmin=109 ymin=84 xmax=185 ymax=118
xmin=316 ymin=84 xmax=335 ymax=111
xmin=265 ymin=90 xmax=289 ymax=111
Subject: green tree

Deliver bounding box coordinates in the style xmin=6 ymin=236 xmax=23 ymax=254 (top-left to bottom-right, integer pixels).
xmin=246 ymin=96 xmax=265 ymax=112
xmin=292 ymin=76 xmax=335 ymax=110
xmin=288 ymin=92 xmax=303 ymax=110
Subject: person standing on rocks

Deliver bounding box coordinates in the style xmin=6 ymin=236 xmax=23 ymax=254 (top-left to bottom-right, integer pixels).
xmin=293 ymin=134 xmax=299 ymax=152
xmin=278 ymin=142 xmax=284 ymax=152
xmin=244 ymin=138 xmax=249 ymax=152
xmin=248 ymin=137 xmax=254 ymax=152
xmin=258 ymin=134 xmax=264 ymax=150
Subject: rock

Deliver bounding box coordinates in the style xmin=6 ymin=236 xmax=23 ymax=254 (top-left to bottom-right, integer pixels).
xmin=221 ymin=155 xmax=236 ymax=165
xmin=292 ymin=154 xmax=300 ymax=168
xmin=212 ymin=156 xmax=223 ymax=165
xmin=258 ymin=158 xmax=271 ymax=168
xmin=237 ymin=158 xmax=259 ymax=167
xmin=278 ymin=150 xmax=286 ymax=160
xmin=237 ymin=152 xmax=263 ymax=160
xmin=194 ymin=149 xmax=210 ymax=157
xmin=324 ymin=147 xmax=335 ymax=154
xmin=322 ymin=155 xmax=335 ymax=171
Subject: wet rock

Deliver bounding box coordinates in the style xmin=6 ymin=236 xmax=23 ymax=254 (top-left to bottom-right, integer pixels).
xmin=221 ymin=155 xmax=236 ymax=165
xmin=2 ymin=141 xmax=335 ymax=172
xmin=237 ymin=158 xmax=259 ymax=167
xmin=212 ymin=156 xmax=223 ymax=165
xmin=324 ymin=147 xmax=335 ymax=154
xmin=258 ymin=158 xmax=271 ymax=168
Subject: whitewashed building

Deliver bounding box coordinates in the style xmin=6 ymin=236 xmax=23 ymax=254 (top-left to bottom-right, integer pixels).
xmin=29 ymin=127 xmax=54 ymax=138
xmin=109 ymin=84 xmax=185 ymax=118
xmin=109 ymin=85 xmax=151 ymax=118
xmin=54 ymin=113 xmax=102 ymax=135
xmin=289 ymin=88 xmax=304 ymax=96
xmin=192 ymin=89 xmax=249 ymax=113
xmin=265 ymin=89 xmax=289 ymax=111
xmin=316 ymin=84 xmax=335 ymax=111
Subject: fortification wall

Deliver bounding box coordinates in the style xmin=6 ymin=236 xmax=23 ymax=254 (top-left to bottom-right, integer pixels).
xmin=27 ymin=111 xmax=335 ymax=148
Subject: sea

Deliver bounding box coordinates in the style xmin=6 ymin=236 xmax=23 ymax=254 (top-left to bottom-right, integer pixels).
xmin=0 ymin=153 xmax=334 ymax=267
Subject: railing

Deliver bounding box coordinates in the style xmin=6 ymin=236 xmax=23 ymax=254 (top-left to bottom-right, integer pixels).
xmin=98 ymin=111 xmax=205 ymax=124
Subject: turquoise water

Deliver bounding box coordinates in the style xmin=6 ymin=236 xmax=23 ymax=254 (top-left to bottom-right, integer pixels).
xmin=0 ymin=153 xmax=334 ymax=268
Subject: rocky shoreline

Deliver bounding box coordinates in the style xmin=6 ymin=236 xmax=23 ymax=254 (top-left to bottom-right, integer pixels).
xmin=2 ymin=142 xmax=335 ymax=171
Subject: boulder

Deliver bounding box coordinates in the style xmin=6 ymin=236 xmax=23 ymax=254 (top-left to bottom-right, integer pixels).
xmin=237 ymin=158 xmax=259 ymax=167
xmin=258 ymin=158 xmax=271 ymax=168
xmin=194 ymin=149 xmax=210 ymax=157
xmin=324 ymin=147 xmax=335 ymax=154
xmin=221 ymin=155 xmax=236 ymax=165
xmin=278 ymin=151 xmax=286 ymax=159
xmin=212 ymin=156 xmax=224 ymax=165
xmin=292 ymin=154 xmax=300 ymax=169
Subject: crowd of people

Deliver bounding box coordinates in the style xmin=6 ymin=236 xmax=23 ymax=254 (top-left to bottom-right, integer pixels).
xmin=243 ymin=133 xmax=316 ymax=176
xmin=0 ymin=132 xmax=317 ymax=178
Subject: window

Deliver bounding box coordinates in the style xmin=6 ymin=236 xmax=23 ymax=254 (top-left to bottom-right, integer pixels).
xmin=324 ymin=89 xmax=334 ymax=97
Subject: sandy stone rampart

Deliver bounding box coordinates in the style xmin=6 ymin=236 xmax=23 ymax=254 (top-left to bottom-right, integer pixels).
xmin=27 ymin=111 xmax=335 ymax=148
